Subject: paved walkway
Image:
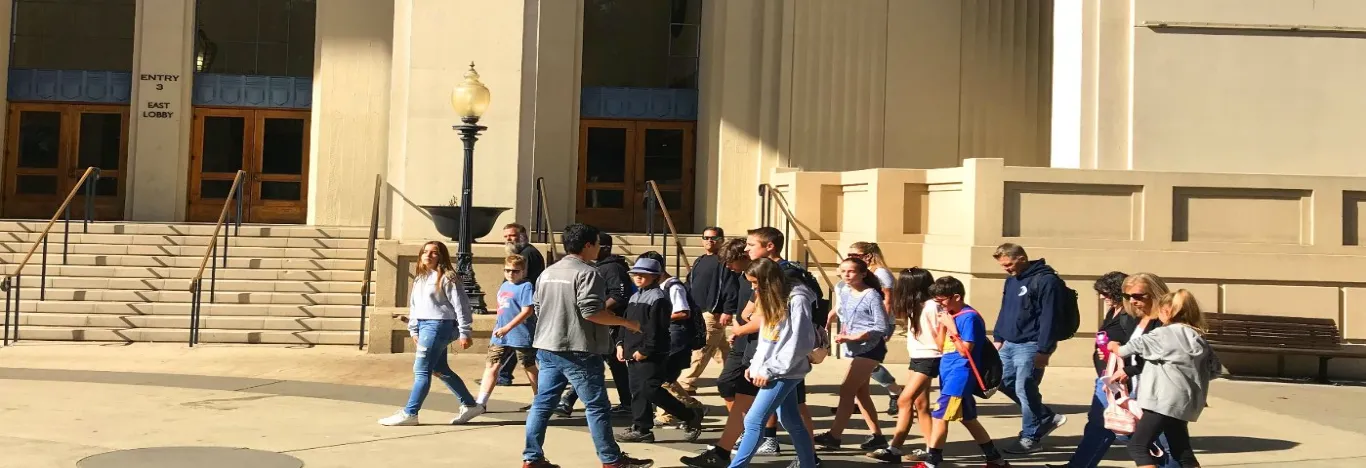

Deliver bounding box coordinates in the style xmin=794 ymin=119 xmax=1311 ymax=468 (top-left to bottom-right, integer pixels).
xmin=1 ymin=343 xmax=1363 ymax=467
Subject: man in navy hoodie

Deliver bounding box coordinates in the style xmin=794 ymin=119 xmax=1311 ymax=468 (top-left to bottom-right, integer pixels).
xmin=991 ymin=243 xmax=1068 ymax=454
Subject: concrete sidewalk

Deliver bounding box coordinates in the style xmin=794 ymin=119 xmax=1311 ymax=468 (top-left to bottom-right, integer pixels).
xmin=1 ymin=342 xmax=1363 ymax=467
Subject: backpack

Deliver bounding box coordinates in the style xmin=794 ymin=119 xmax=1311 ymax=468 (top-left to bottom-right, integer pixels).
xmin=780 ymin=261 xmax=832 ymax=326
xmin=662 ymin=277 xmax=706 ymax=350
xmin=1035 ymin=273 xmax=1081 ymax=341
xmin=955 ymin=310 xmax=1003 ymax=399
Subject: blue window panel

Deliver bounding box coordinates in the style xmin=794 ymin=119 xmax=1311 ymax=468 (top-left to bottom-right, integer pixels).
xmin=192 ymin=73 xmax=312 ymax=109
xmin=580 ymin=87 xmax=697 ymax=121
xmin=7 ymin=69 xmax=133 ymax=104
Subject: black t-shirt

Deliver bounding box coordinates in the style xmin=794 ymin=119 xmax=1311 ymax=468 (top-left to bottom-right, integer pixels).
xmin=517 ymin=244 xmax=546 ymax=285
xmin=721 ymin=273 xmax=757 ymax=359
xmin=687 ymin=254 xmax=730 ymax=314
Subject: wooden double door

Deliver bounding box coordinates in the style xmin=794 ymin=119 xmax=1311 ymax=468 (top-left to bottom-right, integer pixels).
xmin=577 ymin=119 xmax=695 ymax=233
xmin=2 ymin=103 xmax=129 ymax=220
xmin=188 ymin=108 xmax=310 ymax=224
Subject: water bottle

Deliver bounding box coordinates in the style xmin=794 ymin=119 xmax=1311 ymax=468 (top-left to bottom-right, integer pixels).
xmin=1096 ymin=331 xmax=1111 ymax=360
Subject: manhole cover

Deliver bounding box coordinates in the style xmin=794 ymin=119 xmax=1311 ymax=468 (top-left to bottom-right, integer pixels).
xmin=78 ymin=447 xmax=303 ymax=468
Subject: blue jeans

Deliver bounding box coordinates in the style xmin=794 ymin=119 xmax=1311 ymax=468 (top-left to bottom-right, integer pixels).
xmin=1069 ymin=377 xmax=1180 ymax=468
xmin=524 ymin=350 xmax=623 ymax=464
xmin=729 ymin=378 xmax=817 ymax=468
xmin=999 ymin=341 xmax=1057 ymax=440
xmin=404 ymin=319 xmax=475 ymax=415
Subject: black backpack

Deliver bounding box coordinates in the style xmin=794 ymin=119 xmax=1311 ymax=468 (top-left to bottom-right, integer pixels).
xmin=780 ymin=261 xmax=832 ymax=326
xmin=662 ymin=277 xmax=706 ymax=350
xmin=1035 ymin=273 xmax=1081 ymax=341
xmin=959 ymin=311 xmax=1004 ymax=399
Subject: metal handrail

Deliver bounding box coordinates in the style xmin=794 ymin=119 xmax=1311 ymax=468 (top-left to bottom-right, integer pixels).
xmin=359 ymin=174 xmax=383 ymax=350
xmin=532 ymin=177 xmax=559 ymax=263
xmin=643 ymin=180 xmax=695 ymax=277
xmin=756 ymin=183 xmax=835 ymax=292
xmin=3 ymin=166 xmax=101 ymax=346
xmin=185 ymin=170 xmax=246 ymax=347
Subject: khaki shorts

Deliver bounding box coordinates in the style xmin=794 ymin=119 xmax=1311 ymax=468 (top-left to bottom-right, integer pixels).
xmin=486 ymin=344 xmax=536 ymax=369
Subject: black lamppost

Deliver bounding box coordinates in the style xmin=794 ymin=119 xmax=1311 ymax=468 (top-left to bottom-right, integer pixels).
xmin=451 ymin=62 xmax=492 ymax=313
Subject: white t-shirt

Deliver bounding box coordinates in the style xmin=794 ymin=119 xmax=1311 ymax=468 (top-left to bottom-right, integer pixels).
xmin=667 ymin=280 xmax=691 ymax=313
xmin=873 ymin=267 xmax=895 ymax=290
xmin=907 ymin=300 xmax=943 ymax=359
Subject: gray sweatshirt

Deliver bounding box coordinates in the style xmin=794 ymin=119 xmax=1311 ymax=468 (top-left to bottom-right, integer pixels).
xmin=835 ymin=283 xmax=888 ymax=357
xmin=747 ymin=284 xmax=817 ymax=381
xmin=1118 ymin=323 xmax=1220 ymax=422
xmin=407 ymin=271 xmax=474 ymax=339
xmin=532 ymin=255 xmax=612 ymax=355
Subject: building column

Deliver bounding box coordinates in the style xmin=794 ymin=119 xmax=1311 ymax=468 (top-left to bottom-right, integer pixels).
xmin=0 ymin=0 xmax=13 ymax=172
xmin=1051 ymin=0 xmax=1084 ymax=169
xmin=386 ymin=0 xmax=528 ymax=240
xmin=307 ymin=0 xmax=395 ymax=227
xmin=126 ymin=0 xmax=195 ymax=221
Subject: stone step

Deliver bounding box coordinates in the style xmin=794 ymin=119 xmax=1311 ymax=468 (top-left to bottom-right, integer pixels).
xmin=0 ymin=231 xmax=372 ymax=249
xmin=0 ymin=264 xmax=365 ymax=282
xmin=0 ymin=243 xmax=368 ymax=260
xmin=16 ymin=288 xmax=370 ymax=306
xmin=5 ymin=325 xmax=358 ymax=345
xmin=0 ymin=220 xmax=370 ymax=239
xmin=23 ymin=276 xmax=367 ymax=293
xmin=9 ymin=300 xmax=363 ymax=318
xmin=0 ymin=253 xmax=366 ymax=271
xmin=15 ymin=312 xmax=359 ymax=332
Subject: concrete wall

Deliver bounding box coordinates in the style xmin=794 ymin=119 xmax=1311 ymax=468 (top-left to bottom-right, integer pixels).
xmin=771 ymin=159 xmax=1366 ymax=378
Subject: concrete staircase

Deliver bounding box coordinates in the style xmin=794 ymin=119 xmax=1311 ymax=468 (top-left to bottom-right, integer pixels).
xmin=0 ymin=221 xmax=371 ymax=346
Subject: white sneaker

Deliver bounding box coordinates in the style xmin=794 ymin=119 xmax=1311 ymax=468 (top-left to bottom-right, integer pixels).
xmin=450 ymin=404 xmax=486 ymax=424
xmin=378 ymin=411 xmax=418 ymax=426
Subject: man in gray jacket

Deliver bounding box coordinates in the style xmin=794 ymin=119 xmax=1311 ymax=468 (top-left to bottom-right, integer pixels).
xmin=522 ymin=224 xmax=651 ymax=468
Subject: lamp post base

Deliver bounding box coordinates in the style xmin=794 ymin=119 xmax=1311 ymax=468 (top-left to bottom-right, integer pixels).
xmin=455 ymin=252 xmax=488 ymax=314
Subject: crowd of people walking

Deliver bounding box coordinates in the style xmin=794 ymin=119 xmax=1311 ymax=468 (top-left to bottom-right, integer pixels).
xmin=378 ymin=222 xmax=1220 ymax=468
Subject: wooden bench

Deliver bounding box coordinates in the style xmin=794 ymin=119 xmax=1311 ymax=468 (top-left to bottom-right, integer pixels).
xmin=1206 ymin=313 xmax=1366 ymax=383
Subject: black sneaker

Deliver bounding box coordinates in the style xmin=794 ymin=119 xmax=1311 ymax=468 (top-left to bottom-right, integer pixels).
xmin=610 ymin=404 xmax=632 ymax=416
xmin=886 ymin=394 xmax=899 ymax=416
xmin=614 ymin=429 xmax=656 ymax=443
xmin=682 ymin=407 xmax=708 ymax=442
xmin=552 ymin=404 xmax=572 ymax=418
xmin=865 ymin=447 xmax=902 ymax=463
xmin=680 ymin=446 xmax=729 ymax=468
xmin=604 ymin=454 xmax=654 ymax=468
xmin=859 ymin=434 xmax=889 ymax=450
xmin=813 ymin=432 xmax=842 ymax=450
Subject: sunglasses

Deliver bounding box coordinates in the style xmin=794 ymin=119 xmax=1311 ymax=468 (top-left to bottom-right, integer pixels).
xmin=702 ymin=236 xmax=722 ymax=241
xmin=1122 ymin=293 xmax=1150 ymax=301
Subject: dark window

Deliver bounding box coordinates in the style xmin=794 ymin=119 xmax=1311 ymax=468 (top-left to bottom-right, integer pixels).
xmin=10 ymin=0 xmax=136 ymax=71
xmin=195 ymin=0 xmax=315 ymax=77
xmin=582 ymin=0 xmax=701 ymax=89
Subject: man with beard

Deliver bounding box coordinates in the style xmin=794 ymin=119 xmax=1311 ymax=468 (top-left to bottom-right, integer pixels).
xmin=494 ymin=224 xmax=548 ymax=390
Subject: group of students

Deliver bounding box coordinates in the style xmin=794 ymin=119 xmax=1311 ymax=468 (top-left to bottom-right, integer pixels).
xmin=377 ymin=222 xmax=1219 ymax=468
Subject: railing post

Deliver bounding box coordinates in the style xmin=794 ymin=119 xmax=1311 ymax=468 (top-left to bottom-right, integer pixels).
xmin=359 ymin=281 xmax=368 ymax=350
xmin=209 ymin=241 xmax=218 ymax=304
xmin=3 ymin=277 xmax=11 ymax=346
xmin=783 ymin=218 xmax=792 ymax=260
xmin=234 ymin=178 xmax=243 ymax=236
xmin=84 ymin=168 xmax=99 ymax=233
xmin=12 ymin=275 xmax=20 ymax=343
xmin=221 ymin=222 xmax=229 ymax=269
xmin=40 ymin=235 xmax=48 ymax=301
xmin=189 ymin=280 xmax=199 ymax=347
xmin=63 ymin=204 xmax=70 ymax=265
xmin=644 ymin=189 xmax=655 ymax=245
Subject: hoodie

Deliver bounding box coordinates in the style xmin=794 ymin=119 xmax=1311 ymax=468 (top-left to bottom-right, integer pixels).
xmin=617 ymin=285 xmax=672 ymax=361
xmin=747 ymin=284 xmax=818 ymax=381
xmin=595 ymin=254 xmax=632 ymax=315
xmin=994 ymin=259 xmax=1067 ymax=353
xmin=1118 ymin=324 xmax=1221 ymax=422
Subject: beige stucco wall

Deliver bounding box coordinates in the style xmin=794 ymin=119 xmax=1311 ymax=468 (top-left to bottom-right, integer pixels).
xmin=307 ymin=0 xmax=394 ymax=227
xmin=771 ymin=158 xmax=1366 ymax=378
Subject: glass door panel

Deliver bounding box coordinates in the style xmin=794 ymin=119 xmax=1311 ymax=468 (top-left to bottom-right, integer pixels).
xmin=576 ymin=120 xmax=638 ymax=232
xmin=634 ymin=121 xmax=694 ymax=232
xmin=188 ymin=108 xmax=253 ymax=222
xmin=4 ymin=105 xmax=67 ymax=218
xmin=250 ymin=110 xmax=309 ymax=224
xmin=71 ymin=106 xmax=129 ymax=220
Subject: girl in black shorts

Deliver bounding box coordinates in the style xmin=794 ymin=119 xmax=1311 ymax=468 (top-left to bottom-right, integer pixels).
xmin=867 ymin=268 xmax=942 ymax=463
xmin=814 ymin=257 xmax=889 ymax=450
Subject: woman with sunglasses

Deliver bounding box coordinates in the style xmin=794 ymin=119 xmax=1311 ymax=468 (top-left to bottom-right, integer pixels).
xmin=1049 ymin=272 xmax=1179 ymax=468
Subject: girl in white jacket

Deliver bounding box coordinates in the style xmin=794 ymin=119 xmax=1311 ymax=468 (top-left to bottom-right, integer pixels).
xmin=1117 ymin=289 xmax=1220 ymax=468
xmin=378 ymin=241 xmax=479 ymax=426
